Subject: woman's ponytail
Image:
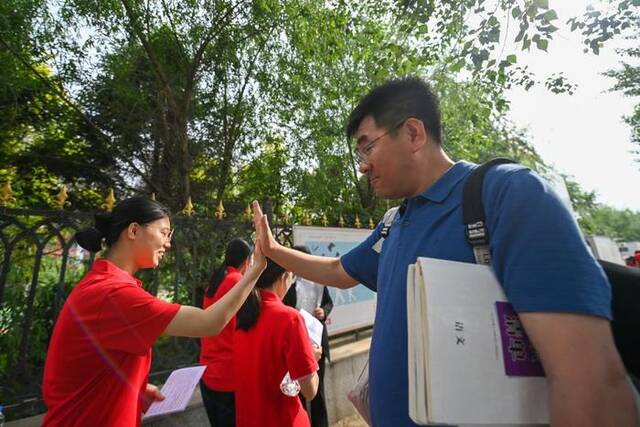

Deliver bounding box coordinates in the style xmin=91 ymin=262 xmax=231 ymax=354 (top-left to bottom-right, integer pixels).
xmin=236 ymin=288 xmax=262 ymax=331
xmin=236 ymin=258 xmax=287 ymax=331
xmin=74 ymin=212 xmax=112 ymax=252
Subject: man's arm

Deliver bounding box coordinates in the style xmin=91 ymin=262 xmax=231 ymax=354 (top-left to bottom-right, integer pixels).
xmin=252 ymin=201 xmax=358 ymax=289
xmin=519 ymin=312 xmax=639 ymax=426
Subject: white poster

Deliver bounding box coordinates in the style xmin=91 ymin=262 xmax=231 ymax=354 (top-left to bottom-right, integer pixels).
xmin=293 ymin=225 xmax=376 ymax=336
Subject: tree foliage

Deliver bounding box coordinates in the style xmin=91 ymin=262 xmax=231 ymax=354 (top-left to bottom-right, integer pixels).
xmin=569 ymin=0 xmax=640 ymax=162
xmin=1 ymin=0 xmax=638 ymax=234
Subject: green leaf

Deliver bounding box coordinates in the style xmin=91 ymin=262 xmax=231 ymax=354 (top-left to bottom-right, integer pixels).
xmin=450 ymin=58 xmax=466 ymax=72
xmin=511 ymin=6 xmax=521 ymax=19
xmin=534 ymin=0 xmax=549 ymax=9
xmin=536 ymin=38 xmax=548 ymax=51
xmin=507 ymin=54 xmax=517 ymax=63
xmin=543 ymin=9 xmax=558 ymax=21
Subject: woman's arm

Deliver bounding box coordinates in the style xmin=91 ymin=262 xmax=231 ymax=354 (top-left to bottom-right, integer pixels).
xmin=298 ymin=372 xmax=319 ymax=401
xmin=163 ymin=243 xmax=266 ymax=338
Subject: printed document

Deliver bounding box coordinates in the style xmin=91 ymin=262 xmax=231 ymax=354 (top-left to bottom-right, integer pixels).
xmin=300 ymin=308 xmax=324 ymax=347
xmin=142 ymin=365 xmax=206 ymax=420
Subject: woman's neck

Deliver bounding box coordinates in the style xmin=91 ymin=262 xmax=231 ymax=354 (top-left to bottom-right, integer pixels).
xmin=105 ymin=247 xmax=138 ymax=276
xmin=262 ymin=286 xmax=282 ymax=298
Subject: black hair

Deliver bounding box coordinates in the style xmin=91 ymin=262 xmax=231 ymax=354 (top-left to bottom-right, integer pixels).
xmin=236 ymin=258 xmax=287 ymax=331
xmin=74 ymin=196 xmax=171 ymax=252
xmin=346 ymin=76 xmax=442 ymax=145
xmin=282 ymin=245 xmax=312 ymax=308
xmin=292 ymin=244 xmax=311 ymax=255
xmin=205 ymin=238 xmax=253 ymax=298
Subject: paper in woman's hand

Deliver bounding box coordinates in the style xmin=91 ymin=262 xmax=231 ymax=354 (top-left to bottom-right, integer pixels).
xmin=299 ymin=308 xmax=323 ymax=347
xmin=142 ymin=366 xmax=206 ymax=420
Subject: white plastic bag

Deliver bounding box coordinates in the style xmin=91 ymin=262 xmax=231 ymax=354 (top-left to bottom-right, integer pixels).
xmin=347 ymin=360 xmax=371 ymax=425
xmin=280 ymin=371 xmax=301 ymax=396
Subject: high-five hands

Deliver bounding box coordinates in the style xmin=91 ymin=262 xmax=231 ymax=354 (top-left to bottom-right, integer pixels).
xmin=251 ymin=200 xmax=278 ymax=257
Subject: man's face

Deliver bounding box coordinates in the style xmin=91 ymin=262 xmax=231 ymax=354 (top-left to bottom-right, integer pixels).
xmin=354 ymin=115 xmax=411 ymax=199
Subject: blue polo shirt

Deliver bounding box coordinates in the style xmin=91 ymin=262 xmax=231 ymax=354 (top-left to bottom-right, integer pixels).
xmin=340 ymin=161 xmax=611 ymax=427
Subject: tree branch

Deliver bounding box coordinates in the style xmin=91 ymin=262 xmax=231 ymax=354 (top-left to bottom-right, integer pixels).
xmin=120 ymin=0 xmax=178 ymax=110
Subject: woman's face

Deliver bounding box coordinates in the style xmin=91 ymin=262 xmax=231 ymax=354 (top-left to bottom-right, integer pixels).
xmin=131 ymin=216 xmax=172 ymax=269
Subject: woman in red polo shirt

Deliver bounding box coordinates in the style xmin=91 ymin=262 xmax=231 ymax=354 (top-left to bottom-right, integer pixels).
xmin=234 ymin=258 xmax=321 ymax=427
xmin=42 ymin=197 xmax=266 ymax=427
xmin=199 ymin=238 xmax=252 ymax=427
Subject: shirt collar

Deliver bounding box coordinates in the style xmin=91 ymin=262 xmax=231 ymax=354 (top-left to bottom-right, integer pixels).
xmin=226 ymin=265 xmax=240 ymax=274
xmin=415 ymin=161 xmax=475 ymax=203
xmin=259 ymin=289 xmax=281 ymax=303
xmin=92 ymin=258 xmax=142 ymax=287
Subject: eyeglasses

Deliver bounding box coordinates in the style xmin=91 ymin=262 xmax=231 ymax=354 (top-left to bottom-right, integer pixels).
xmin=160 ymin=228 xmax=174 ymax=243
xmin=141 ymin=223 xmax=174 ymax=242
xmin=354 ymin=120 xmax=406 ymax=165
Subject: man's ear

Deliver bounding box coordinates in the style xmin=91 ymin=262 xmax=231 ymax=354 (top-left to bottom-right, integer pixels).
xmin=404 ymin=118 xmax=429 ymax=152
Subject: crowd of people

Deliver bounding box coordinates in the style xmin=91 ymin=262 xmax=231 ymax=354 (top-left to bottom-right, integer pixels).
xmin=625 ymin=250 xmax=640 ymax=268
xmin=41 ymin=77 xmax=639 ymax=427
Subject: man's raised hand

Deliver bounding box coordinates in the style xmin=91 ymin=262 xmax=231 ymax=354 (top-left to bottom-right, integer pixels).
xmin=251 ymin=200 xmax=277 ymax=256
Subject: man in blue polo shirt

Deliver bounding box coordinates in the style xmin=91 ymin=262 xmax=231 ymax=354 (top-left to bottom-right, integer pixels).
xmin=251 ymin=77 xmax=638 ymax=426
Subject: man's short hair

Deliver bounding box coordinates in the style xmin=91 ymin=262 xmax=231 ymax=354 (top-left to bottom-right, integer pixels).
xmin=346 ymin=77 xmax=442 ymax=145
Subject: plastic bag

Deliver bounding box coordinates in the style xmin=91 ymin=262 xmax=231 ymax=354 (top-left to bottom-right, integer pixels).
xmin=280 ymin=371 xmax=301 ymax=396
xmin=347 ymin=360 xmax=371 ymax=425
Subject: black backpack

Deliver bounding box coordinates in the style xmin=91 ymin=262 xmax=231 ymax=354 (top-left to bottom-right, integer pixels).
xmin=463 ymin=158 xmax=640 ymax=381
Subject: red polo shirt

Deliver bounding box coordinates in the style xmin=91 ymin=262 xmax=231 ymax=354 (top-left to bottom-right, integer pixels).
xmin=234 ymin=290 xmax=318 ymax=427
xmin=200 ymin=266 xmax=242 ymax=391
xmin=42 ymin=259 xmax=180 ymax=427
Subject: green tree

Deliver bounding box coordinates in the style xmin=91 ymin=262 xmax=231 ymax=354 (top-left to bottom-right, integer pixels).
xmin=569 ymin=0 xmax=640 ymax=162
xmin=0 ymin=0 xmax=115 ymax=208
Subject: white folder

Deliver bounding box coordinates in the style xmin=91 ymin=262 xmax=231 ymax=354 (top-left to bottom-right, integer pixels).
xmin=407 ymin=257 xmax=549 ymax=426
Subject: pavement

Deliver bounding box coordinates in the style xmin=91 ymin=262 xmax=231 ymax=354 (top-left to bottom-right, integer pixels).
xmin=330 ymin=413 xmax=368 ymax=427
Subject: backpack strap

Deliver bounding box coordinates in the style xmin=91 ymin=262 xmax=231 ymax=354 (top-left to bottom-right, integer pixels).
xmin=371 ymin=206 xmax=400 ymax=253
xmin=380 ymin=206 xmax=400 ymax=238
xmin=463 ymin=158 xmax=517 ymax=265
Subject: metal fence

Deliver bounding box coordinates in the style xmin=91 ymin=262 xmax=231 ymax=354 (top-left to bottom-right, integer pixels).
xmin=0 ymin=202 xmax=293 ymax=421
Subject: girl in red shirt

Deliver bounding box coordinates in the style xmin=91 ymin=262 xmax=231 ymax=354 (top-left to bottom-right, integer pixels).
xmin=42 ymin=197 xmax=266 ymax=427
xmin=233 ymin=259 xmax=321 ymax=427
xmin=199 ymin=238 xmax=253 ymax=427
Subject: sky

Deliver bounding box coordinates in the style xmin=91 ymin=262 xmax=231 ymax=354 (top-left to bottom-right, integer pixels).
xmin=505 ymin=1 xmax=639 ymax=211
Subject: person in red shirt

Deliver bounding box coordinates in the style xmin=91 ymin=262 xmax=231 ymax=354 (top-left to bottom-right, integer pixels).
xmin=234 ymin=258 xmax=321 ymax=427
xmin=42 ymin=197 xmax=266 ymax=427
xmin=199 ymin=238 xmax=253 ymax=426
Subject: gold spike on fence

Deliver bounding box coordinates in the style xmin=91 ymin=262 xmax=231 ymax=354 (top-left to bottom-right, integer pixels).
xmin=368 ymin=217 xmax=375 ymax=229
xmin=0 ymin=179 xmax=16 ymax=206
xmin=302 ymin=210 xmax=311 ymax=226
xmin=182 ymin=197 xmax=195 ymax=216
xmin=101 ymin=189 xmax=116 ymax=212
xmin=215 ymin=200 xmax=226 ymax=220
xmin=244 ymin=204 xmax=252 ymax=222
xmin=54 ymin=185 xmax=71 ymax=210
xmin=354 ymin=214 xmax=361 ymax=228
xmin=280 ymin=210 xmax=290 ymax=225
xmin=338 ymin=214 xmax=345 ymax=228
xmin=321 ymin=213 xmax=328 ymax=227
